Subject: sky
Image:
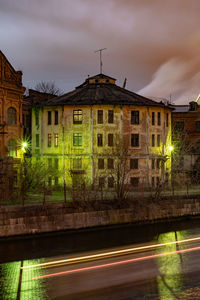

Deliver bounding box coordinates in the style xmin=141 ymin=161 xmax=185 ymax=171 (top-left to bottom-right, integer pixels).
xmin=1 ymin=0 xmax=200 ymax=104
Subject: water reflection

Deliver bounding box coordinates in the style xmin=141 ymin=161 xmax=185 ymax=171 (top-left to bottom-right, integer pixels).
xmin=0 ymin=258 xmax=48 ymax=300
xmin=156 ymin=230 xmax=188 ymax=300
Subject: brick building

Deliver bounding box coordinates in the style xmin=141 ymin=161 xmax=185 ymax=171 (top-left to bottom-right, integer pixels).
xmin=0 ymin=51 xmax=25 ymax=157
xmin=32 ymin=73 xmax=172 ymax=189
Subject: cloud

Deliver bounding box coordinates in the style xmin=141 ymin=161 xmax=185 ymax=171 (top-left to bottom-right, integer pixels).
xmin=0 ymin=0 xmax=200 ymax=100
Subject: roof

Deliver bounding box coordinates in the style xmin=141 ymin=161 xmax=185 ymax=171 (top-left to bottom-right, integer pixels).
xmin=44 ymin=74 xmax=170 ymax=108
xmin=171 ymin=105 xmax=189 ymax=113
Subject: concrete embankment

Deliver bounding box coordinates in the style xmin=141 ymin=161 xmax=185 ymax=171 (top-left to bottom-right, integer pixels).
xmin=1 ymin=197 xmax=200 ymax=237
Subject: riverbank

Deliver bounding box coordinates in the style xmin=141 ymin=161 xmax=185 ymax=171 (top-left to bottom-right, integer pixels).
xmin=1 ymin=196 xmax=200 ymax=238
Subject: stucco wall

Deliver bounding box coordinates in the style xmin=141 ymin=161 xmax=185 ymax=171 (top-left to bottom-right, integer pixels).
xmin=1 ymin=198 xmax=200 ymax=237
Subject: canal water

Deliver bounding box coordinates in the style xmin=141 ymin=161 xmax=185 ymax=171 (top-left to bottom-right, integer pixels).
xmin=1 ymin=218 xmax=200 ymax=299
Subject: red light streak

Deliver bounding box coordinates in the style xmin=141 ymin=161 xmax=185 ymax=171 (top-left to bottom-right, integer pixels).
xmin=33 ymin=245 xmax=200 ymax=280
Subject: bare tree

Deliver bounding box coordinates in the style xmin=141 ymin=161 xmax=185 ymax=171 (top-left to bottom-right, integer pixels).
xmin=35 ymin=81 xmax=62 ymax=96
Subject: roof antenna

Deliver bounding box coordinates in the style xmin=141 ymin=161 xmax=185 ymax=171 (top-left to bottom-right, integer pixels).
xmin=94 ymin=48 xmax=107 ymax=74
xmin=123 ymin=78 xmax=127 ymax=89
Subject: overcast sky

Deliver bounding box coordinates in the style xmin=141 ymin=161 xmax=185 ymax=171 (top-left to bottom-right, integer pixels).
xmin=1 ymin=0 xmax=200 ymax=103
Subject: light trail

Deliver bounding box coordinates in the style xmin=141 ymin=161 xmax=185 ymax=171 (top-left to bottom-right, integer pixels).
xmin=32 ymin=245 xmax=200 ymax=280
xmin=22 ymin=236 xmax=200 ymax=270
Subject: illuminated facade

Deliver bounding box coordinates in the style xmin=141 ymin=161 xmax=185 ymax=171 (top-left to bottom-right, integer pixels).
xmin=0 ymin=51 xmax=25 ymax=158
xmin=32 ymin=74 xmax=172 ymax=188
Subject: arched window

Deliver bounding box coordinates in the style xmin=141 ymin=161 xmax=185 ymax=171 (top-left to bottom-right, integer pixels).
xmin=7 ymin=107 xmax=17 ymax=125
xmin=7 ymin=139 xmax=17 ymax=157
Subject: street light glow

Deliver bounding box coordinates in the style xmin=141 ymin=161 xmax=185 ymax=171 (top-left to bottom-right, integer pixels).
xmin=169 ymin=146 xmax=173 ymax=151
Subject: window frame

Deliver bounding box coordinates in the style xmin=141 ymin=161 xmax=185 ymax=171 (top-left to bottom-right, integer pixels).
xmin=97 ymin=110 xmax=103 ymax=124
xmin=48 ymin=133 xmax=52 ymax=147
xmin=131 ymin=134 xmax=139 ymax=147
xmin=130 ymin=159 xmax=138 ymax=169
xmin=152 ymin=112 xmax=155 ymax=126
xmin=54 ymin=133 xmax=59 ymax=147
xmin=73 ymin=133 xmax=82 ymax=146
xmin=108 ymin=133 xmax=114 ymax=146
xmin=157 ymin=112 xmax=161 ymax=126
xmin=131 ymin=111 xmax=139 ymax=125
xmin=73 ymin=109 xmax=82 ymax=124
xmin=108 ymin=110 xmax=114 ymax=124
xmin=7 ymin=107 xmax=17 ymax=125
xmin=98 ymin=158 xmax=104 ymax=169
xmin=54 ymin=111 xmax=58 ymax=125
xmin=97 ymin=133 xmax=103 ymax=147
xmin=48 ymin=111 xmax=52 ymax=125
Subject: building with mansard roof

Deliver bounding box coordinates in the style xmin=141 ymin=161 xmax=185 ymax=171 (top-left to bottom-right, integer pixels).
xmin=32 ymin=73 xmax=172 ymax=190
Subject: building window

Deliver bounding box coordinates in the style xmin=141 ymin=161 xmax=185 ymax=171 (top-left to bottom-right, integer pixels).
xmin=152 ymin=112 xmax=155 ymax=125
xmin=73 ymin=133 xmax=82 ymax=146
xmin=54 ymin=177 xmax=58 ymax=186
xmin=157 ymin=112 xmax=161 ymax=125
xmin=55 ymin=111 xmax=58 ymax=125
xmin=54 ymin=158 xmax=59 ymax=169
xmin=175 ymin=121 xmax=184 ymax=131
xmin=108 ymin=133 xmax=114 ymax=146
xmin=48 ymin=134 xmax=52 ymax=147
xmin=48 ymin=158 xmax=52 ymax=168
xmin=73 ymin=110 xmax=82 ymax=124
xmin=108 ymin=177 xmax=114 ymax=188
xmin=99 ymin=177 xmax=105 ymax=188
xmin=152 ymin=159 xmax=155 ymax=169
xmin=131 ymin=134 xmax=139 ymax=147
xmin=131 ymin=111 xmax=139 ymax=124
xmin=48 ymin=111 xmax=52 ymax=125
xmin=7 ymin=139 xmax=17 ymax=157
xmin=7 ymin=107 xmax=17 ymax=125
xmin=130 ymin=177 xmax=139 ymax=186
xmin=157 ymin=135 xmax=160 ymax=147
xmin=98 ymin=158 xmax=104 ymax=169
xmin=97 ymin=110 xmax=103 ymax=124
xmin=108 ymin=110 xmax=114 ymax=123
xmin=97 ymin=134 xmax=103 ymax=146
xmin=152 ymin=134 xmax=155 ymax=147
xmin=156 ymin=177 xmax=160 ymax=186
xmin=196 ymin=121 xmax=200 ymax=132
xmin=107 ymin=158 xmax=114 ymax=169
xmin=156 ymin=159 xmax=160 ymax=169
xmin=36 ymin=134 xmax=39 ymax=147
xmin=35 ymin=110 xmax=39 ymax=126
xmin=130 ymin=159 xmax=138 ymax=169
xmin=54 ymin=134 xmax=58 ymax=147
xmin=166 ymin=113 xmax=169 ymax=127
xmin=73 ymin=158 xmax=82 ymax=169
xmin=152 ymin=177 xmax=155 ymax=186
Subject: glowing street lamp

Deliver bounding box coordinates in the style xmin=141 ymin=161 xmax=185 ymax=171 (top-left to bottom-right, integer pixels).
xmin=169 ymin=145 xmax=173 ymax=151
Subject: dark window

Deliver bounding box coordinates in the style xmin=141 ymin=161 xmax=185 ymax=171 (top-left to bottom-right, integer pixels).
xmin=131 ymin=111 xmax=139 ymax=124
xmin=48 ymin=134 xmax=52 ymax=147
xmin=48 ymin=158 xmax=52 ymax=168
xmin=130 ymin=159 xmax=138 ymax=169
xmin=108 ymin=133 xmax=114 ymax=146
xmin=7 ymin=107 xmax=17 ymax=125
xmin=73 ymin=133 xmax=82 ymax=146
xmin=73 ymin=158 xmax=82 ymax=169
xmin=196 ymin=121 xmax=200 ymax=132
xmin=175 ymin=121 xmax=184 ymax=131
xmin=166 ymin=113 xmax=169 ymax=127
xmin=35 ymin=111 xmax=39 ymax=126
xmin=54 ymin=158 xmax=59 ymax=169
xmin=97 ymin=110 xmax=103 ymax=124
xmin=156 ymin=177 xmax=160 ymax=186
xmin=97 ymin=134 xmax=103 ymax=146
xmin=54 ymin=134 xmax=58 ymax=147
xmin=98 ymin=158 xmax=104 ymax=169
xmin=152 ymin=159 xmax=155 ymax=169
xmin=131 ymin=134 xmax=139 ymax=147
xmin=196 ymin=141 xmax=200 ymax=154
xmin=156 ymin=159 xmax=160 ymax=169
xmin=130 ymin=177 xmax=139 ymax=186
xmin=152 ymin=134 xmax=155 ymax=147
xmin=48 ymin=177 xmax=52 ymax=187
xmin=36 ymin=134 xmax=39 ymax=147
xmin=157 ymin=112 xmax=161 ymax=125
xmin=54 ymin=177 xmax=58 ymax=186
xmin=99 ymin=177 xmax=105 ymax=188
xmin=48 ymin=111 xmax=52 ymax=125
xmin=157 ymin=135 xmax=160 ymax=147
xmin=55 ymin=111 xmax=58 ymax=125
xmin=152 ymin=112 xmax=155 ymax=125
xmin=108 ymin=177 xmax=114 ymax=188
xmin=152 ymin=177 xmax=155 ymax=186
xmin=73 ymin=110 xmax=82 ymax=124
xmin=107 ymin=158 xmax=114 ymax=169
xmin=22 ymin=114 xmax=25 ymax=126
xmin=108 ymin=110 xmax=114 ymax=123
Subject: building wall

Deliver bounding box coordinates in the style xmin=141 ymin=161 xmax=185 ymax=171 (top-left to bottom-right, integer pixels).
xmin=0 ymin=51 xmax=25 ymax=158
xmin=32 ymin=104 xmax=172 ymax=189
